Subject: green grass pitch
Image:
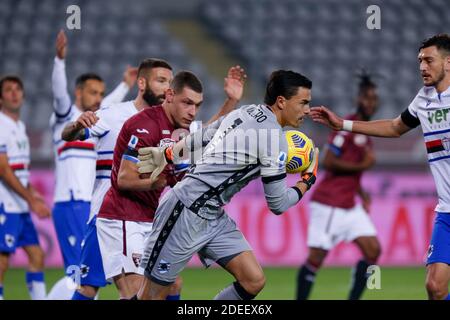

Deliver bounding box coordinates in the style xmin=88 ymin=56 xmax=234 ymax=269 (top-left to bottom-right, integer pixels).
xmin=2 ymin=266 xmax=428 ymax=300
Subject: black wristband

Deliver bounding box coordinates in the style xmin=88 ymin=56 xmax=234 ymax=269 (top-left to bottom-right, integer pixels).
xmin=302 ymin=175 xmax=316 ymax=190
xmin=291 ymin=186 xmax=303 ymax=201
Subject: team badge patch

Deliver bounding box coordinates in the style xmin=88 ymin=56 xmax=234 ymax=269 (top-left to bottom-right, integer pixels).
xmin=157 ymin=260 xmax=171 ymax=274
xmin=159 ymin=138 xmax=176 ymax=148
xmin=80 ymin=264 xmax=90 ymax=278
xmin=132 ymin=253 xmax=142 ymax=267
xmin=128 ymin=135 xmax=139 ymax=150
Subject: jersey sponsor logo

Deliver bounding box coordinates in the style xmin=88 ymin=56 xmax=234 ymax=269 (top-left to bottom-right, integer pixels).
xmin=427 ymin=108 xmax=450 ymax=124
xmin=136 ymin=128 xmax=149 ymax=134
xmin=162 ymin=129 xmax=171 ymax=135
xmin=16 ymin=140 xmax=28 ymax=150
xmin=128 ymin=135 xmax=139 ymax=149
xmin=157 ymin=260 xmax=171 ymax=274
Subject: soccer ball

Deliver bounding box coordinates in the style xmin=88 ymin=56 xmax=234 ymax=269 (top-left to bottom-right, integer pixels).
xmin=285 ymin=130 xmax=315 ymax=174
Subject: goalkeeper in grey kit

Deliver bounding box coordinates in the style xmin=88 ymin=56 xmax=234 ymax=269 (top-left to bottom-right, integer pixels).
xmin=135 ymin=70 xmax=319 ymax=300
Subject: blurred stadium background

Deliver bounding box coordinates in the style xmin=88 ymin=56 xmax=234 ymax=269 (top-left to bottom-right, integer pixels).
xmin=1 ymin=0 xmax=449 ymax=299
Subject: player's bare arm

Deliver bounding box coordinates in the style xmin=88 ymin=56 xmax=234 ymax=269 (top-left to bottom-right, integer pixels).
xmin=0 ymin=154 xmax=50 ymax=218
xmin=206 ymin=65 xmax=247 ymax=125
xmin=122 ymin=66 xmax=138 ymax=89
xmin=61 ymin=111 xmax=99 ymax=141
xmin=55 ymin=29 xmax=67 ymax=60
xmin=323 ymin=148 xmax=375 ymax=173
xmin=117 ymin=158 xmax=167 ymax=191
xmin=310 ymin=106 xmax=412 ymax=137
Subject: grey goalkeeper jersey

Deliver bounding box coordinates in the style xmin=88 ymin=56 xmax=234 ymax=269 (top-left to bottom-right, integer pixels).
xmin=173 ymin=104 xmax=302 ymax=219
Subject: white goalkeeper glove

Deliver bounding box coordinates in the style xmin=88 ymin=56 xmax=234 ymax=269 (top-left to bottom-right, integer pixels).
xmin=137 ymin=146 xmax=174 ymax=183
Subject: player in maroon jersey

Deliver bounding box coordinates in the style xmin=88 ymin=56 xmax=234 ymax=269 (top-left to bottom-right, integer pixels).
xmin=96 ymin=69 xmax=246 ymax=299
xmin=296 ymin=71 xmax=381 ymax=300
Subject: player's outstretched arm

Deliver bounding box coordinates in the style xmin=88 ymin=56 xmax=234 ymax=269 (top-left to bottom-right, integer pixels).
xmin=0 ymin=154 xmax=50 ymax=218
xmin=323 ymin=148 xmax=375 ymax=173
xmin=310 ymin=106 xmax=411 ymax=137
xmin=117 ymin=157 xmax=167 ymax=191
xmin=101 ymin=66 xmax=138 ymax=107
xmin=205 ymin=65 xmax=247 ymax=125
xmin=52 ymin=29 xmax=71 ymax=117
xmin=61 ymin=111 xmax=99 ymax=141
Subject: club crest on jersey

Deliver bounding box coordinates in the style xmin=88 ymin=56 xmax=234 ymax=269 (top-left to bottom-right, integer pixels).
xmin=132 ymin=253 xmax=142 ymax=267
xmin=80 ymin=264 xmax=90 ymax=278
xmin=68 ymin=235 xmax=77 ymax=247
xmin=157 ymin=260 xmax=171 ymax=274
xmin=128 ymin=135 xmax=139 ymax=150
xmin=159 ymin=138 xmax=176 ymax=148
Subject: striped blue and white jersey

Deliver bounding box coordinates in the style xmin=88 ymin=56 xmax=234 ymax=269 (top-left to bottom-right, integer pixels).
xmin=404 ymin=86 xmax=450 ymax=213
xmin=0 ymin=112 xmax=30 ymax=213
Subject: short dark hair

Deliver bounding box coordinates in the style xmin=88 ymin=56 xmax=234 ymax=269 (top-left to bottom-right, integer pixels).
xmin=419 ymin=34 xmax=450 ymax=55
xmin=171 ymin=71 xmax=203 ymax=94
xmin=75 ymin=73 xmax=103 ymax=88
xmin=264 ymin=70 xmax=312 ymax=105
xmin=0 ymin=75 xmax=24 ymax=98
xmin=137 ymin=58 xmax=173 ymax=78
xmin=357 ymin=69 xmax=377 ymax=95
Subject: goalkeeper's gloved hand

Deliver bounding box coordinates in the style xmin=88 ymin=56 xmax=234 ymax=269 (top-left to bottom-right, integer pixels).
xmin=137 ymin=146 xmax=174 ymax=182
xmin=301 ymin=147 xmax=319 ymax=190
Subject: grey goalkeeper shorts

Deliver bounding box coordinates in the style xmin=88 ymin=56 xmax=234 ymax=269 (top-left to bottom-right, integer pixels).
xmin=139 ymin=190 xmax=252 ymax=285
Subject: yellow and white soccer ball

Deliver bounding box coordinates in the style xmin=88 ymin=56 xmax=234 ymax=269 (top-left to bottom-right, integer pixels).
xmin=285 ymin=130 xmax=315 ymax=174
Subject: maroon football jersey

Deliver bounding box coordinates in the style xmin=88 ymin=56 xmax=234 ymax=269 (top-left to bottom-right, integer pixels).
xmin=311 ymin=114 xmax=373 ymax=208
xmin=98 ymin=106 xmax=177 ymax=222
